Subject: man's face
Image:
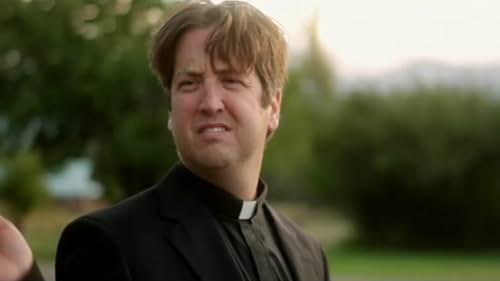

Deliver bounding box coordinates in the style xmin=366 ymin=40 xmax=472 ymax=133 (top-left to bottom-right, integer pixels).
xmin=169 ymin=28 xmax=281 ymax=173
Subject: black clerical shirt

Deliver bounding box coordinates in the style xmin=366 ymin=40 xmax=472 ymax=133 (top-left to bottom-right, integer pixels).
xmin=193 ymin=175 xmax=293 ymax=281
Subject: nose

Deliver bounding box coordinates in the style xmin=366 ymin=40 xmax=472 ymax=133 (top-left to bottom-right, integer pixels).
xmin=199 ymin=79 xmax=224 ymax=115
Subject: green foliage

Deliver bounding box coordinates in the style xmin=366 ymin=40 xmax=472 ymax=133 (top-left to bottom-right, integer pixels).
xmin=264 ymin=14 xmax=335 ymax=200
xmin=0 ymin=152 xmax=48 ymax=230
xmin=264 ymin=67 xmax=328 ymax=199
xmin=0 ymin=0 xmax=177 ymax=198
xmin=313 ymin=88 xmax=500 ymax=249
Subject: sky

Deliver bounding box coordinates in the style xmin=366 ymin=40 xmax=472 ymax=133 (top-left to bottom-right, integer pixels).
xmin=218 ymin=0 xmax=500 ymax=76
xmin=46 ymin=159 xmax=103 ymax=199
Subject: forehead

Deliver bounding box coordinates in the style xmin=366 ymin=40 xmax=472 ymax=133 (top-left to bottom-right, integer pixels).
xmin=174 ymin=28 xmax=210 ymax=69
xmin=173 ymin=27 xmax=250 ymax=76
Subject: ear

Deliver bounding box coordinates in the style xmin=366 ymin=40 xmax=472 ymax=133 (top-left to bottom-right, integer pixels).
xmin=167 ymin=112 xmax=172 ymax=131
xmin=267 ymin=89 xmax=282 ymax=139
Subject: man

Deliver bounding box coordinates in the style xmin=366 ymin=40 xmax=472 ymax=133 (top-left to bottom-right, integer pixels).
xmin=57 ymin=1 xmax=329 ymax=280
xmin=5 ymin=1 xmax=329 ymax=281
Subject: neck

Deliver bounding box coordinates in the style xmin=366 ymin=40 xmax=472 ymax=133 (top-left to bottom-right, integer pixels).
xmin=185 ymin=159 xmax=262 ymax=201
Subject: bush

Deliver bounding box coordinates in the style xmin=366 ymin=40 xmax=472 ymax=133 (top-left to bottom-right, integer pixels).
xmin=314 ymin=88 xmax=500 ymax=249
xmin=0 ymin=151 xmax=49 ymax=230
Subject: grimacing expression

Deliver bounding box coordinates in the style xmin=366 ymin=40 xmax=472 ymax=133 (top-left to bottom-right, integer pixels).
xmin=168 ymin=27 xmax=281 ymax=172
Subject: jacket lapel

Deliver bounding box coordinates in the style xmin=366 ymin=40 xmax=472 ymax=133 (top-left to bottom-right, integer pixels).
xmin=263 ymin=204 xmax=321 ymax=281
xmin=157 ymin=164 xmax=243 ymax=281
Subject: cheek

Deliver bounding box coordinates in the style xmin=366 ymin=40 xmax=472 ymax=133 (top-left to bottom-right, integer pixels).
xmin=225 ymin=94 xmax=260 ymax=118
xmin=228 ymin=101 xmax=271 ymax=135
xmin=171 ymin=97 xmax=196 ymax=124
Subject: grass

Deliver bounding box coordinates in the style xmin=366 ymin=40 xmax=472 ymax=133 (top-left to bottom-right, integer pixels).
xmin=329 ymin=248 xmax=500 ymax=281
xmin=23 ymin=204 xmax=88 ymax=261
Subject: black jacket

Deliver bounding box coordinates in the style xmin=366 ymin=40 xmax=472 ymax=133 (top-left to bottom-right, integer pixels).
xmin=55 ymin=164 xmax=330 ymax=281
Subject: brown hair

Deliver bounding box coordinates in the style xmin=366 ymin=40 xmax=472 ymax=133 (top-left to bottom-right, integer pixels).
xmin=150 ymin=0 xmax=288 ymax=107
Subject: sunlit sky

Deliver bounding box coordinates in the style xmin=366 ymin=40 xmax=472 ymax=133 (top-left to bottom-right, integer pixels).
xmin=217 ymin=0 xmax=500 ymax=76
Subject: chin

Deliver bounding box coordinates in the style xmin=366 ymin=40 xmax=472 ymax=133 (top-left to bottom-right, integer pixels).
xmin=196 ymin=155 xmax=232 ymax=169
xmin=181 ymin=151 xmax=233 ymax=171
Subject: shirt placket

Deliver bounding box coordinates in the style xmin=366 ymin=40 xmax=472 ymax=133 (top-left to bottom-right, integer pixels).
xmin=240 ymin=221 xmax=280 ymax=281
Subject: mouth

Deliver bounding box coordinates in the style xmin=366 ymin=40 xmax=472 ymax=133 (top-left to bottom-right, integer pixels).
xmin=197 ymin=123 xmax=231 ymax=134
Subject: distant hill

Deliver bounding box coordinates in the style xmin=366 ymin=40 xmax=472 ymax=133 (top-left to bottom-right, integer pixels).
xmin=338 ymin=61 xmax=500 ymax=93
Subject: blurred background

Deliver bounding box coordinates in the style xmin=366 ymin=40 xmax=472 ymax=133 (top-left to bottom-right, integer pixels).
xmin=1 ymin=0 xmax=499 ymax=280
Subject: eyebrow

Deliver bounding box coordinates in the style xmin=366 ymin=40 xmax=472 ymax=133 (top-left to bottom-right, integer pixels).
xmin=173 ymin=68 xmax=204 ymax=80
xmin=214 ymin=68 xmax=241 ymax=75
xmin=173 ymin=68 xmax=245 ymax=80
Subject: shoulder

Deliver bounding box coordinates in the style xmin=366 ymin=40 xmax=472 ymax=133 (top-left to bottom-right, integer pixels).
xmin=57 ymin=186 xmax=156 ymax=247
xmin=55 ymin=184 xmax=165 ymax=280
xmin=56 ymin=207 xmax=132 ymax=280
xmin=60 ymin=183 xmax=164 ymax=246
xmin=87 ymin=186 xmax=158 ymax=227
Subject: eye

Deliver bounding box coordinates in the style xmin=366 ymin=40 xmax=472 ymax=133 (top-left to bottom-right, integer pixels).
xmin=176 ymin=79 xmax=198 ymax=92
xmin=224 ymin=78 xmax=240 ymax=84
xmin=222 ymin=77 xmax=246 ymax=89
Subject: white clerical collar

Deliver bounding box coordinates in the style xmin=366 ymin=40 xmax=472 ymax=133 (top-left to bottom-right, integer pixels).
xmin=239 ymin=200 xmax=257 ymax=220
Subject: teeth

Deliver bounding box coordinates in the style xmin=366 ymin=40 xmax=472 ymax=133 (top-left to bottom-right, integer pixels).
xmin=204 ymin=127 xmax=226 ymax=133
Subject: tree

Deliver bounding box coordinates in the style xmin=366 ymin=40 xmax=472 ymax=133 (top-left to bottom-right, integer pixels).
xmin=1 ymin=0 xmax=178 ymax=199
xmin=0 ymin=152 xmax=48 ymax=231
xmin=313 ymin=87 xmax=500 ymax=249
xmin=264 ymin=12 xmax=335 ymax=201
